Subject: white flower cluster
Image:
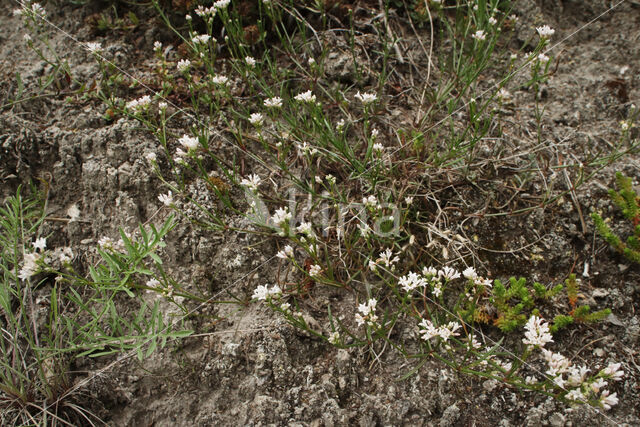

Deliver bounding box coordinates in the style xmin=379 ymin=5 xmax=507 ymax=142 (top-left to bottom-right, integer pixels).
xmin=252 ymin=284 xmax=282 ymax=301
xmin=249 ymin=112 xmax=264 ymax=126
xmin=418 ymin=319 xmax=461 ymax=343
xmin=177 ymin=59 xmax=191 ymax=73
xmin=271 ymin=207 xmax=292 ymax=229
xmin=369 ymin=248 xmax=400 ymax=272
xmin=195 ymin=5 xmax=217 ymax=20
xmin=178 ymin=134 xmax=199 ymax=151
xmin=240 ymin=174 xmax=261 ymax=192
xmin=362 ymin=195 xmax=381 ymax=210
xmin=264 ymin=96 xmax=283 ymax=108
xmin=86 ymin=42 xmax=102 ymax=54
xmin=276 ymin=245 xmax=294 ymax=259
xmin=354 ymin=91 xmax=377 ymax=105
xmin=97 ymin=236 xmax=125 ymax=252
xmin=211 ymin=74 xmax=229 ymax=86
xmin=536 ymin=25 xmax=555 ymax=39
xmin=355 ymin=298 xmax=378 ymax=327
xmin=126 ymin=95 xmax=152 ymax=111
xmin=158 ymin=191 xmax=173 ymax=206
xmin=472 ymin=30 xmax=486 ymax=41
xmin=294 ymin=90 xmax=316 ymax=103
xmin=192 ymin=34 xmax=211 ymax=45
xmin=19 ymin=252 xmax=41 ymax=280
xmin=522 ymin=315 xmax=553 ymax=348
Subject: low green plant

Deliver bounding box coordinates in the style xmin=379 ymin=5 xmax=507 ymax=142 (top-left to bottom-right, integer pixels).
xmin=592 ymin=172 xmax=640 ymax=264
xmin=0 ymin=187 xmax=191 ymax=425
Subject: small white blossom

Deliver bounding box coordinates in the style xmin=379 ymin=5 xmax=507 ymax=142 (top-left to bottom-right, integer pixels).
xmin=271 ymin=207 xmax=292 ymax=228
xmin=249 ymin=112 xmax=264 ymax=126
xmin=214 ymin=0 xmax=231 ymax=9
xmin=354 ymin=91 xmax=377 ymax=105
xmin=472 ymin=30 xmax=486 ymax=41
xmin=536 ymin=25 xmax=555 ymax=39
xmin=177 ymin=59 xmax=191 ymax=72
xmin=33 ymin=237 xmax=47 ymax=252
xmin=355 ymin=298 xmax=378 ymax=327
xmin=276 ymin=245 xmax=294 ymax=259
xmin=462 ymin=266 xmax=477 ymax=280
xmin=565 ymin=389 xmax=586 ymax=402
xmin=522 ymin=315 xmax=553 ymax=348
xmin=126 ymin=95 xmax=152 ymax=111
xmin=153 ymin=41 xmax=162 ymax=51
xmin=19 ymin=252 xmax=41 ymax=280
xmin=158 ymin=102 xmax=167 ymax=111
xmin=297 ymin=222 xmax=313 ymax=235
xmin=192 ymin=34 xmax=211 ymax=45
xmin=599 ymin=390 xmax=618 ymax=410
xmin=294 ymin=90 xmax=316 ymax=103
xmin=376 ymin=248 xmax=399 ymax=269
xmin=240 ymin=174 xmax=261 ymax=191
xmin=158 ymin=191 xmax=173 ymax=206
xmin=309 ymin=264 xmax=322 ymax=277
xmin=245 ymin=56 xmax=256 ymax=67
xmin=252 ymin=284 xmax=282 ymax=301
xmin=211 ymin=74 xmax=229 ymax=86
xmin=58 ymin=247 xmax=73 ymax=264
xmin=602 ymin=362 xmax=624 ymax=381
xmin=488 ymin=16 xmax=497 ymax=26
xmin=264 ymin=96 xmax=283 ymax=108
xmin=398 ymin=272 xmax=427 ymax=292
xmin=372 ymin=143 xmax=384 ymax=153
xmin=178 ymin=134 xmax=199 ymax=151
xmin=541 ymin=349 xmax=571 ymax=376
xmin=439 ymin=266 xmax=461 ymax=281
xmin=590 ymin=378 xmax=608 ymax=393
xmin=86 ymin=42 xmax=102 ymax=53
xmin=328 ymin=331 xmax=340 ymax=345
xmin=362 ymin=195 xmax=380 ymax=210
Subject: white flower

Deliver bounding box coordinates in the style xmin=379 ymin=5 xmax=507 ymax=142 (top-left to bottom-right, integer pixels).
xmin=211 ymin=74 xmax=229 ymax=86
xmin=195 ymin=5 xmax=217 ymax=18
xmin=510 ymin=53 xmax=518 ymax=60
xmin=418 ymin=319 xmax=439 ymax=340
xmin=294 ymin=90 xmax=316 ymax=103
xmin=537 ymin=53 xmax=550 ymax=63
xmin=488 ymin=17 xmax=497 ymax=26
xmin=177 ymin=59 xmax=191 ymax=72
xmin=438 ymin=321 xmax=461 ymax=342
xmin=398 ymin=272 xmax=427 ymax=292
xmin=372 ymin=143 xmax=384 ymax=153
xmin=146 ymin=278 xmax=161 ymax=288
xmin=249 ymin=112 xmax=264 ymax=126
xmin=354 ymin=91 xmax=377 ymax=105
xmin=497 ymin=88 xmax=511 ymax=101
xmin=355 ymin=298 xmax=378 ymax=327
xmin=33 ymin=237 xmax=47 ymax=252
xmin=432 ymin=282 xmax=443 ymax=298
xmin=19 ymin=252 xmax=40 ymax=280
xmin=58 ymin=247 xmax=73 ymax=264
xmin=376 ymin=248 xmax=399 ymax=268
xmin=158 ymin=102 xmax=167 ymax=111
xmin=422 ymin=266 xmax=438 ymax=277
xmin=126 ymin=95 xmax=152 ymax=111
xmin=602 ymin=362 xmax=624 ymax=381
xmin=264 ymin=96 xmax=283 ymax=108
xmin=158 ymin=191 xmax=173 ymax=206
xmin=371 ymin=128 xmax=379 ymax=139
xmin=252 ymin=284 xmax=282 ymax=301
xmin=297 ymin=222 xmax=313 ymax=235
xmin=439 ymin=266 xmax=461 ymax=281
xmin=362 ymin=195 xmax=380 ymax=210
xmin=541 ymin=349 xmax=571 ymax=376
xmin=525 ymin=376 xmax=538 ymax=385
xmin=86 ymin=42 xmax=102 ymax=53
xmin=590 ymin=378 xmax=608 ymax=393
xmin=536 ymin=25 xmax=555 ymax=39
xmin=565 ymin=389 xmax=585 ymax=402
xmin=309 ymin=264 xmax=322 ymax=277
xmin=328 ymin=331 xmax=340 ymax=345
xmin=214 ymin=0 xmax=231 ymax=9
xmin=567 ymin=366 xmax=589 ymax=387
xmin=153 ymin=41 xmax=162 ymax=51
xmin=178 ymin=134 xmax=199 ymax=151
xmin=276 ymin=245 xmax=294 ymax=259
xmin=192 ymin=34 xmax=211 ymax=45
xmin=336 ymin=119 xmax=346 ymax=131
xmin=462 ymin=266 xmax=477 ymax=280
xmin=24 ymin=34 xmax=32 ymax=43
xmin=240 ymin=174 xmax=261 ymax=191
xmin=472 ymin=30 xmax=486 ymax=41
xmin=599 ymin=390 xmax=618 ymax=410
xmin=245 ymin=56 xmax=256 ymax=67
xmin=271 ymin=207 xmax=292 ymax=227
xmin=522 ymin=315 xmax=553 ymax=348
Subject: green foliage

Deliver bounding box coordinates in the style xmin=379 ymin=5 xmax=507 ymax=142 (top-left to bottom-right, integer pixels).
xmin=591 ymin=172 xmax=640 ymax=264
xmin=0 ymin=188 xmax=191 ymax=424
